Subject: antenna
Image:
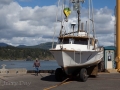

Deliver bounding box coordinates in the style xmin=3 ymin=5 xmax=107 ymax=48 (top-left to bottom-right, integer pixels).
xmin=71 ymin=0 xmax=85 ymax=32
xmin=71 ymin=0 xmax=84 ymax=3
xmin=71 ymin=22 xmax=76 ymax=35
xmin=71 ymin=0 xmax=84 ymax=11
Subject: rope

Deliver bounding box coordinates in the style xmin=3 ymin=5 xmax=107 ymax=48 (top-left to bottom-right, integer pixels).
xmin=43 ymin=78 xmax=70 ymax=90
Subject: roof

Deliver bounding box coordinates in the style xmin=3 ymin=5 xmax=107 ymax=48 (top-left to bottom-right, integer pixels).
xmin=104 ymin=46 xmax=116 ymax=50
xmin=58 ymin=36 xmax=91 ymax=39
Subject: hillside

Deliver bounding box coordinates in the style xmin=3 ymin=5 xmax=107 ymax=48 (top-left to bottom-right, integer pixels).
xmin=0 ymin=42 xmax=57 ymax=60
xmin=0 ymin=42 xmax=57 ymax=49
xmin=17 ymin=42 xmax=57 ymax=49
xmin=0 ymin=46 xmax=54 ymax=60
xmin=0 ymin=43 xmax=11 ymax=47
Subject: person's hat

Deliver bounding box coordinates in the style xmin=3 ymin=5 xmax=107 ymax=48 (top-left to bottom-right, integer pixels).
xmin=36 ymin=58 xmax=38 ymax=60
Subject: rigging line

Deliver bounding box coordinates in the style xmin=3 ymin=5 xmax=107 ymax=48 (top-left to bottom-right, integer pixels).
xmin=64 ymin=0 xmax=66 ymax=7
xmin=64 ymin=18 xmax=71 ymax=34
xmin=61 ymin=8 xmax=66 ymax=45
xmin=52 ymin=0 xmax=60 ymax=48
xmin=52 ymin=26 xmax=56 ymax=49
xmin=62 ymin=0 xmax=65 ymax=20
xmin=89 ymin=0 xmax=99 ymax=47
xmin=59 ymin=0 xmax=64 ymax=39
xmin=90 ymin=0 xmax=96 ymax=49
xmin=69 ymin=0 xmax=71 ymax=8
xmin=61 ymin=22 xmax=66 ymax=45
xmin=90 ymin=0 xmax=95 ymax=38
xmin=57 ymin=0 xmax=61 ymax=22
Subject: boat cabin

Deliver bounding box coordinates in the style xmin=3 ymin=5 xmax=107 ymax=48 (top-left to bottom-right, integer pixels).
xmin=58 ymin=36 xmax=97 ymax=46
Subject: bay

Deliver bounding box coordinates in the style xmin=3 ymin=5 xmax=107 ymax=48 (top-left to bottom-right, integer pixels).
xmin=0 ymin=60 xmax=60 ymax=70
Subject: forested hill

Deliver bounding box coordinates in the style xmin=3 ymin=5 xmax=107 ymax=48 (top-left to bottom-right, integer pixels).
xmin=0 ymin=42 xmax=57 ymax=49
xmin=0 ymin=42 xmax=57 ymax=60
xmin=17 ymin=42 xmax=57 ymax=49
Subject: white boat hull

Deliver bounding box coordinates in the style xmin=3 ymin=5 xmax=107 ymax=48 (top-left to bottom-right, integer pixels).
xmin=50 ymin=49 xmax=103 ymax=74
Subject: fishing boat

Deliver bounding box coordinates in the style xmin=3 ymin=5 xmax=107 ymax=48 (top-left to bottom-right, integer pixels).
xmin=50 ymin=0 xmax=103 ymax=82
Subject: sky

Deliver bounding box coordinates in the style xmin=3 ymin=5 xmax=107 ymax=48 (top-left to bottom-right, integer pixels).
xmin=0 ymin=0 xmax=116 ymax=46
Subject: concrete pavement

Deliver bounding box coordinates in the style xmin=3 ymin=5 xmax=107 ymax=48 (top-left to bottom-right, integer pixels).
xmin=0 ymin=73 xmax=120 ymax=90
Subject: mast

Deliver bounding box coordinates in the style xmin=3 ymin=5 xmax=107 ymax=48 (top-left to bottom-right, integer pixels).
xmin=77 ymin=9 xmax=80 ymax=32
xmin=116 ymin=0 xmax=120 ymax=72
xmin=71 ymin=0 xmax=84 ymax=32
xmin=88 ymin=0 xmax=90 ymax=49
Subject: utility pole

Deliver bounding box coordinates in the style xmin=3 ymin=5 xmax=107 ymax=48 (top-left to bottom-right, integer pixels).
xmin=116 ymin=0 xmax=120 ymax=72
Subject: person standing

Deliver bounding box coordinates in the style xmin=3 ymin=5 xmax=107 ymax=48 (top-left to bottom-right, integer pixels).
xmin=33 ymin=58 xmax=40 ymax=76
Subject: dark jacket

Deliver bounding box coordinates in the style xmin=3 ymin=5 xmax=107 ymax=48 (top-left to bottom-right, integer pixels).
xmin=34 ymin=61 xmax=40 ymax=67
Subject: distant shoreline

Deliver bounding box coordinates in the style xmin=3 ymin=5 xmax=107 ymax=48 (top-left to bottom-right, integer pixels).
xmin=0 ymin=59 xmax=55 ymax=61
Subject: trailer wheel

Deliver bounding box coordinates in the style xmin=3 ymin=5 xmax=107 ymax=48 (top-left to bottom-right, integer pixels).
xmin=79 ymin=68 xmax=88 ymax=82
xmin=55 ymin=68 xmax=63 ymax=81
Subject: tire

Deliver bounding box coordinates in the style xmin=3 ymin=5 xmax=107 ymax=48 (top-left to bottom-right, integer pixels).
xmin=55 ymin=68 xmax=63 ymax=81
xmin=79 ymin=68 xmax=88 ymax=82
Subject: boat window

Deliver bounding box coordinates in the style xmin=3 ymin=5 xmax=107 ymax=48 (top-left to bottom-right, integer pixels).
xmin=74 ymin=39 xmax=88 ymax=45
xmin=58 ymin=38 xmax=69 ymax=44
xmin=69 ymin=39 xmax=74 ymax=44
xmin=63 ymin=39 xmax=69 ymax=44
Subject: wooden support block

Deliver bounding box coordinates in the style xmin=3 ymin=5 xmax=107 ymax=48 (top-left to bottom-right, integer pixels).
xmin=87 ymin=65 xmax=98 ymax=76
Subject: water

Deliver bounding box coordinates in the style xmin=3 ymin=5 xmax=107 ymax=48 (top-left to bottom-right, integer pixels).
xmin=0 ymin=60 xmax=60 ymax=70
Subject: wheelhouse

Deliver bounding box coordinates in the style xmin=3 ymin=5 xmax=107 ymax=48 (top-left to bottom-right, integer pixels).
xmin=58 ymin=36 xmax=89 ymax=45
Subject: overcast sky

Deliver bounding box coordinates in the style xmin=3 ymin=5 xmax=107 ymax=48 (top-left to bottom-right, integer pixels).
xmin=0 ymin=0 xmax=116 ymax=46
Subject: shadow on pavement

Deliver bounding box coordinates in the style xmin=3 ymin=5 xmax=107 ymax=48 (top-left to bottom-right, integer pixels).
xmin=40 ymin=74 xmax=57 ymax=82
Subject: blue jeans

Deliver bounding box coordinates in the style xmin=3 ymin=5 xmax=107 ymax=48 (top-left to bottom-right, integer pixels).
xmin=35 ymin=67 xmax=39 ymax=72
